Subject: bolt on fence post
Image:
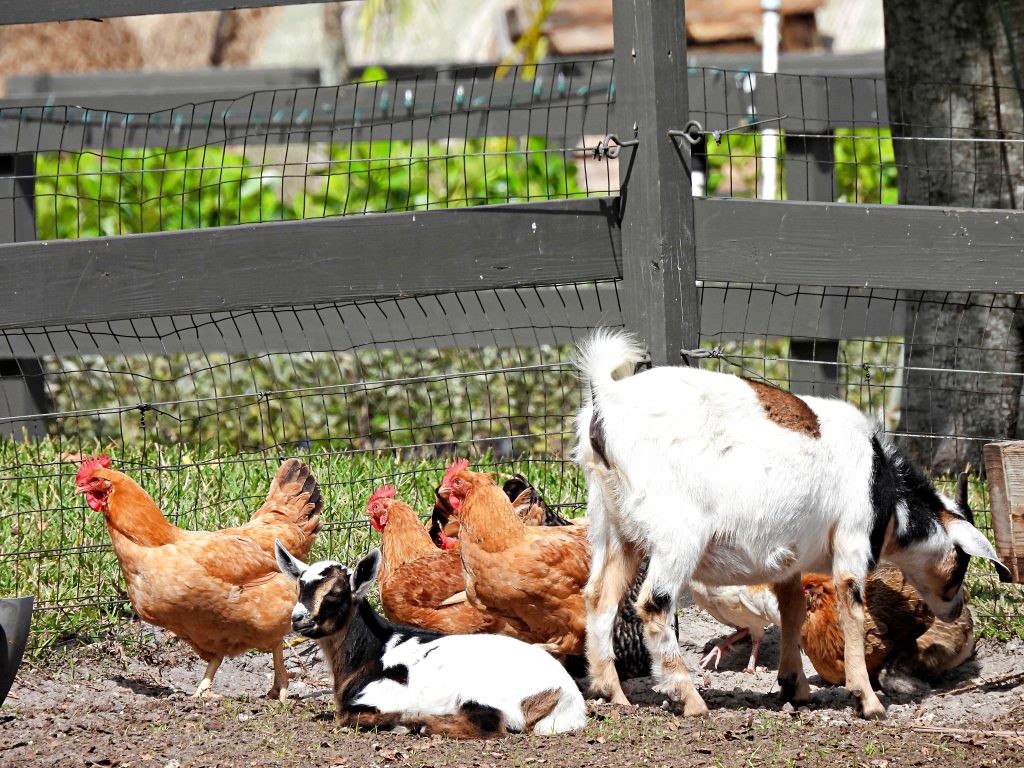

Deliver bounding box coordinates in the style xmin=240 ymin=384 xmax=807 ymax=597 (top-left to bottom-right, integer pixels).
xmin=611 ymin=0 xmax=700 ymax=366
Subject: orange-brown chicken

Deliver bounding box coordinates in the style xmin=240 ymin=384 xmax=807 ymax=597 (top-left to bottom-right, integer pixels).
xmin=801 ymin=568 xmax=975 ymax=686
xmin=76 ymin=454 xmax=323 ymax=700
xmin=437 ymin=459 xmax=591 ymax=657
xmin=365 ymin=485 xmax=504 ymax=635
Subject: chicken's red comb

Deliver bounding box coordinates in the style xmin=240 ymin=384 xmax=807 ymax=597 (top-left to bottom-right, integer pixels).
xmin=76 ymin=454 xmax=111 ymax=484
xmin=366 ymin=485 xmax=398 ymax=510
xmin=442 ymin=458 xmax=471 ymax=489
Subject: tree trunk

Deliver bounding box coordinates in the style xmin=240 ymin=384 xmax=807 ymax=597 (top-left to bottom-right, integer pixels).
xmin=884 ymin=0 xmax=1024 ymax=474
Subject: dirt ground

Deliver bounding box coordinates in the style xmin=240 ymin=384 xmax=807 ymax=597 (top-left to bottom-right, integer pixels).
xmin=4 ymin=605 xmax=1024 ymax=768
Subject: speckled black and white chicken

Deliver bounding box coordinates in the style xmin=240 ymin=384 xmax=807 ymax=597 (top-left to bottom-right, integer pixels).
xmin=431 ymin=471 xmax=675 ymax=680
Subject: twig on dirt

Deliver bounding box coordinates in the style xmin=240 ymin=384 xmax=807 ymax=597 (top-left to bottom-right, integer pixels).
xmin=912 ymin=726 xmax=1024 ymax=740
xmin=932 ymin=670 xmax=1024 ymax=698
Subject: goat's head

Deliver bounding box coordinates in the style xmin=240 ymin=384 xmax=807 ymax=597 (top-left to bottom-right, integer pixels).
xmin=887 ymin=474 xmax=1011 ymax=621
xmin=275 ymin=541 xmax=381 ymax=639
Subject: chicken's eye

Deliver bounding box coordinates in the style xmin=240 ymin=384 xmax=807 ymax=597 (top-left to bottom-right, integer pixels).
xmin=453 ymin=479 xmax=462 ymax=488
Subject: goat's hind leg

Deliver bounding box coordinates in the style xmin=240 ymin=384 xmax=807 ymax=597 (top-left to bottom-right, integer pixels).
xmin=636 ymin=557 xmax=708 ymax=717
xmin=772 ymin=575 xmax=810 ymax=705
xmin=584 ymin=535 xmax=639 ymax=705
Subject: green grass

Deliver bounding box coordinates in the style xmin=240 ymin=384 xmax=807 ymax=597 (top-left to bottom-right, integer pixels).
xmin=3 ymin=432 xmax=1022 ymax=656
xmin=0 ymin=436 xmax=585 ymax=653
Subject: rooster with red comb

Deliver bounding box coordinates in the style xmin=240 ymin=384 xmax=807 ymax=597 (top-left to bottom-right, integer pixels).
xmin=364 ymin=482 xmax=503 ymax=635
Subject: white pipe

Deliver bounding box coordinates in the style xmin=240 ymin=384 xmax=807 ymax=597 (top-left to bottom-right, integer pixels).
xmin=759 ymin=0 xmax=781 ymax=200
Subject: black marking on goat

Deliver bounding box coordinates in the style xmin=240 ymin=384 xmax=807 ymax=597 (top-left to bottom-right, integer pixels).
xmin=589 ymin=397 xmax=612 ymax=469
xmin=870 ymin=437 xmax=957 ymax=561
xmin=850 ymin=585 xmax=864 ymax=605
xmin=383 ymin=664 xmax=409 ymax=685
xmin=641 ymin=590 xmax=672 ymax=618
xmin=335 ymin=602 xmax=443 ymax=712
xmin=460 ymin=701 xmax=506 ymax=735
xmin=868 ymin=437 xmax=897 ymax=566
xmin=420 ymin=645 xmax=439 ymax=661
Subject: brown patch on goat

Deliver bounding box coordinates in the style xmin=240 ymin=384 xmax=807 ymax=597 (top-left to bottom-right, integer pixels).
xmin=520 ymin=688 xmax=562 ymax=731
xmin=337 ymin=710 xmax=405 ymax=730
xmin=416 ymin=708 xmax=507 ymax=739
xmin=743 ymin=379 xmax=821 ymax=438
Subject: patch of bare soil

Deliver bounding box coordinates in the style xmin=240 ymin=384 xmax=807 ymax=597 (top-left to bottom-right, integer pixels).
xmin=3 ymin=606 xmax=1023 ymax=768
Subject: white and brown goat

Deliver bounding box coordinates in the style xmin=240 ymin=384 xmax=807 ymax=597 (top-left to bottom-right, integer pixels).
xmin=274 ymin=543 xmax=587 ymax=737
xmin=573 ymin=329 xmax=1009 ymax=719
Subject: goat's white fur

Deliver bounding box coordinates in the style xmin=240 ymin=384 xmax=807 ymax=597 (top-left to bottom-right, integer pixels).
xmin=573 ymin=328 xmax=1004 ymax=718
xmin=277 ymin=544 xmax=586 ymax=735
xmin=356 ymin=633 xmax=586 ymax=734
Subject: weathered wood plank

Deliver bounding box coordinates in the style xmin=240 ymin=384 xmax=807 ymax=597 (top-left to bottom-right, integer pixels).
xmin=983 ymin=442 xmax=1024 ymax=583
xmin=0 ymin=0 xmax=334 ymax=25
xmin=0 ymin=283 xmax=905 ymax=358
xmin=0 ymin=196 xmax=622 ymax=331
xmin=0 ymin=54 xmax=886 ymax=153
xmin=0 ymin=72 xmax=613 ymax=153
xmin=694 ymin=198 xmax=1024 ymax=292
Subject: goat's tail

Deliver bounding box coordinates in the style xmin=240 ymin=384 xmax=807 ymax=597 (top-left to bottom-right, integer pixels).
xmin=576 ymin=328 xmax=647 ymax=404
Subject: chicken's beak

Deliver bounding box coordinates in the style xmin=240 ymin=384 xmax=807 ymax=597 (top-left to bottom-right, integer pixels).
xmin=73 ymin=485 xmax=86 ymax=494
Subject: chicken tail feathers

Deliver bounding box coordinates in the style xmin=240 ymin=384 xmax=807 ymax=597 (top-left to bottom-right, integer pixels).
xmin=247 ymin=459 xmax=324 ymax=557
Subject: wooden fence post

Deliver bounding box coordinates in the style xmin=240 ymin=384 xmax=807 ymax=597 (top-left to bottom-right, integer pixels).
xmin=784 ymin=132 xmax=841 ymax=397
xmin=983 ymin=441 xmax=1024 ymax=583
xmin=612 ymin=0 xmax=700 ymax=366
xmin=0 ymin=152 xmax=49 ymax=440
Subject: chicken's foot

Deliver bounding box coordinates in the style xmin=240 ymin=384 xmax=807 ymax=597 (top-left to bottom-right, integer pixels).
xmin=267 ymin=645 xmax=290 ymax=702
xmin=699 ymin=627 xmax=750 ymax=670
xmin=192 ymin=656 xmax=223 ymax=699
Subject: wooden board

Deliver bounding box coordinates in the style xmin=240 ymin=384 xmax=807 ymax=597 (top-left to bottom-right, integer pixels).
xmin=983 ymin=441 xmax=1024 ymax=583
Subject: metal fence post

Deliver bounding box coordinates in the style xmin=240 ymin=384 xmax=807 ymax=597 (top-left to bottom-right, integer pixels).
xmin=0 ymin=152 xmax=50 ymax=440
xmin=612 ymin=0 xmax=700 ymax=366
xmin=784 ymin=133 xmax=841 ymax=397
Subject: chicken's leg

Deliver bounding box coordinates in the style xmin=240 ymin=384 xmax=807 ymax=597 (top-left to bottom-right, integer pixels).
xmin=700 ymin=627 xmax=750 ymax=670
xmin=744 ymin=634 xmax=763 ymax=673
xmin=193 ymin=656 xmax=223 ymax=698
xmin=267 ymin=644 xmax=289 ymax=702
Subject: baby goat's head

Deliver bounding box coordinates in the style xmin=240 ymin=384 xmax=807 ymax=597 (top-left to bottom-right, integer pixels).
xmin=275 ymin=541 xmax=380 ymax=639
xmin=887 ymin=474 xmax=1011 ymax=622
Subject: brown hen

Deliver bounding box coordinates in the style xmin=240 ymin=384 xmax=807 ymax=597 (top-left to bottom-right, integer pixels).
xmin=76 ymin=455 xmax=322 ymax=700
xmin=366 ymin=485 xmax=504 ymax=635
xmin=801 ymin=567 xmax=975 ymax=686
xmin=437 ymin=459 xmax=591 ymax=657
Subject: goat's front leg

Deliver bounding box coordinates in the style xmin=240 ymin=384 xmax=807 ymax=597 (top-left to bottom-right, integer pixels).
xmin=835 ymin=572 xmax=885 ymax=719
xmin=636 ymin=558 xmax=707 ymax=717
xmin=772 ymin=575 xmax=810 ymax=705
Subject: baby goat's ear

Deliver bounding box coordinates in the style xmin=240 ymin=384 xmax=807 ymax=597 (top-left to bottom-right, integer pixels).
xmin=275 ymin=540 xmax=306 ymax=582
xmin=954 ymin=473 xmax=974 ymax=526
xmin=947 ymin=519 xmax=1013 ymax=583
xmin=351 ymin=548 xmax=382 ymax=598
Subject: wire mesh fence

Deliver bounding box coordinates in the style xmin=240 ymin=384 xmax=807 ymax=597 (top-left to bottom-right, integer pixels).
xmin=2 ymin=61 xmax=1023 ymax=648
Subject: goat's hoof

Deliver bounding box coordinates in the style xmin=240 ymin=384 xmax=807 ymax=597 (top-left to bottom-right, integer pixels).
xmin=682 ymin=694 xmax=709 ymax=718
xmin=859 ymin=700 xmax=887 ymax=720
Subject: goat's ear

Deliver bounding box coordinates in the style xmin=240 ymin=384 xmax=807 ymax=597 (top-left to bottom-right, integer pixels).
xmin=954 ymin=473 xmax=974 ymax=526
xmin=275 ymin=540 xmax=306 ymax=582
xmin=351 ymin=548 xmax=381 ymax=598
xmin=947 ymin=519 xmax=1013 ymax=583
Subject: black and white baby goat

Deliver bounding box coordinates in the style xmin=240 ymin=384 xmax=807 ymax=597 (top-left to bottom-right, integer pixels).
xmin=275 ymin=543 xmax=587 ymax=737
xmin=574 ymin=328 xmax=1009 ymax=720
